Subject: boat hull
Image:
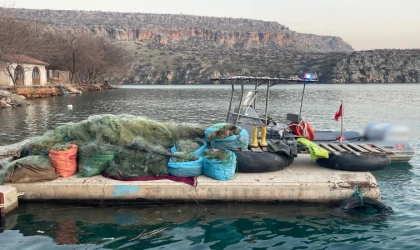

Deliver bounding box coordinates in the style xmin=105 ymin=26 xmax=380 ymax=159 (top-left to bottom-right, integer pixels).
xmin=312 ymin=140 xmax=414 ymax=163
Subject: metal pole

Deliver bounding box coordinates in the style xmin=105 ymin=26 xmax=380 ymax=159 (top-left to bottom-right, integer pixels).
xmin=235 ymin=79 xmax=245 ymax=125
xmin=299 ymin=81 xmax=306 ymax=117
xmin=226 ymin=81 xmax=235 ymax=123
xmin=254 ymin=79 xmax=258 ymax=109
xmin=265 ymin=79 xmax=270 ymax=125
xmin=341 ymin=100 xmax=344 ymax=138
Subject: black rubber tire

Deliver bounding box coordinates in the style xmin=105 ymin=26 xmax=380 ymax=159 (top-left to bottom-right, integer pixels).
xmin=340 ymin=197 xmax=389 ymax=212
xmin=234 ymin=151 xmax=294 ymax=173
xmin=316 ymin=154 xmax=390 ymax=171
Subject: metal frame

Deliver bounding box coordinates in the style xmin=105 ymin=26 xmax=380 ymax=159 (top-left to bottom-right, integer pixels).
xmin=211 ymin=76 xmax=282 ymax=126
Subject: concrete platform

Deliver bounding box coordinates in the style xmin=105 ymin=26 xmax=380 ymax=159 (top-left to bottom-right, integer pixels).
xmin=9 ymin=155 xmax=380 ymax=203
xmin=0 ymin=185 xmax=18 ymax=216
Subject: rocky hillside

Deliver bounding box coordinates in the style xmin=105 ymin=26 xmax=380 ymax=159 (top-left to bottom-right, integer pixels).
xmin=329 ymin=50 xmax=420 ymax=83
xmin=3 ymin=8 xmax=420 ymax=84
xmin=6 ymin=8 xmax=353 ymax=53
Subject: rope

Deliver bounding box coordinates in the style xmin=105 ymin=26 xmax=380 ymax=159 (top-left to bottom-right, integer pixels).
xmin=289 ymin=121 xmax=309 ymax=138
xmin=299 ymin=121 xmax=309 ymax=138
xmin=352 ymin=185 xmax=364 ymax=206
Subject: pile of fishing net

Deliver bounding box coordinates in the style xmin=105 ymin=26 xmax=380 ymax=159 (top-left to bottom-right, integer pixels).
xmin=0 ymin=116 xmax=250 ymax=184
xmin=14 ymin=114 xmax=205 ymax=179
xmin=23 ymin=114 xmax=204 ymax=155
xmin=105 ymin=137 xmax=172 ymax=178
xmin=204 ymin=123 xmax=249 ymax=150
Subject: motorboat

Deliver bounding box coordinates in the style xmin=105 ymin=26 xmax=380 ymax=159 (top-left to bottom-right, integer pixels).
xmin=211 ymin=76 xmax=414 ymax=168
xmin=211 ymin=76 xmax=297 ymax=173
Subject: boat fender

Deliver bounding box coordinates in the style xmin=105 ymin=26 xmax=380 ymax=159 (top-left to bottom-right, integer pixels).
xmin=340 ymin=185 xmax=392 ymax=215
xmin=340 ymin=196 xmax=392 ymax=214
xmin=289 ymin=120 xmax=315 ymax=140
xmin=316 ymin=154 xmax=390 ymax=171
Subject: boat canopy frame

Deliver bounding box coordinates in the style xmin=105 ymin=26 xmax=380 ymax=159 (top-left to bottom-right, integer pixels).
xmin=211 ymin=76 xmax=282 ymax=126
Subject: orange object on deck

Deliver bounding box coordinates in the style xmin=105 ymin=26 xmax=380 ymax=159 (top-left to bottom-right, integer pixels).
xmin=49 ymin=144 xmax=78 ymax=178
xmin=290 ymin=120 xmax=315 ymax=141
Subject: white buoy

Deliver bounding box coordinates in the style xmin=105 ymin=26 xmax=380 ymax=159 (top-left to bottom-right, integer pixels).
xmin=67 ymin=105 xmax=73 ymax=110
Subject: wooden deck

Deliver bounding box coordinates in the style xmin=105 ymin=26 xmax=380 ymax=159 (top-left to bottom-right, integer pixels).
xmin=230 ymin=146 xmax=268 ymax=153
xmin=318 ymin=143 xmax=394 ymax=156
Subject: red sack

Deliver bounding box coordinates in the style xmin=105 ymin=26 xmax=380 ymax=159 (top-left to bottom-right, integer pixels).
xmin=49 ymin=144 xmax=78 ymax=178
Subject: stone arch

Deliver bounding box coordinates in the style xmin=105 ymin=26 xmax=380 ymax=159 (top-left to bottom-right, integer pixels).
xmin=32 ymin=67 xmax=40 ymax=85
xmin=14 ymin=65 xmax=25 ymax=86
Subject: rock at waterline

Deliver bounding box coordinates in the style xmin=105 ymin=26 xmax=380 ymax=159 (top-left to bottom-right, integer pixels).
xmin=0 ymin=90 xmax=30 ymax=108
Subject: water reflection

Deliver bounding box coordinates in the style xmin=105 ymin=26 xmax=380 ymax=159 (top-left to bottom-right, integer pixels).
xmin=1 ymin=84 xmax=420 ymax=249
xmin=1 ymin=203 xmax=393 ymax=250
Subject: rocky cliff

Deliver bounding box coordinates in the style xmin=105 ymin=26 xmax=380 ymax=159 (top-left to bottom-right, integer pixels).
xmin=6 ymin=8 xmax=353 ymax=53
xmin=3 ymin=8 xmax=420 ymax=84
xmin=329 ymin=50 xmax=420 ymax=83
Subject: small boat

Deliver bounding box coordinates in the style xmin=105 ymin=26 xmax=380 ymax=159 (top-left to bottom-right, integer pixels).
xmin=211 ymin=76 xmax=297 ymax=173
xmin=313 ymin=128 xmax=414 ymax=162
xmin=292 ymin=78 xmax=414 ymax=163
xmin=211 ymin=76 xmax=414 ymax=166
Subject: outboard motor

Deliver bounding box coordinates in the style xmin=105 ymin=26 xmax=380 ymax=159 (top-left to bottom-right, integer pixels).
xmin=363 ymin=123 xmax=411 ymax=141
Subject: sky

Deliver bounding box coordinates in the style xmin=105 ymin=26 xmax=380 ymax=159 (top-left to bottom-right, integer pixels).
xmin=7 ymin=0 xmax=420 ymax=50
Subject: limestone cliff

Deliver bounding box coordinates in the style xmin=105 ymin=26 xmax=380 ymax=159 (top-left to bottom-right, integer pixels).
xmin=329 ymin=50 xmax=420 ymax=83
xmin=4 ymin=8 xmax=419 ymax=84
xmin=6 ymin=8 xmax=353 ymax=53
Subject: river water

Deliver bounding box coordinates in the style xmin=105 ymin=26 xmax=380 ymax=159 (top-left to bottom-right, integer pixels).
xmin=0 ymin=84 xmax=419 ymax=249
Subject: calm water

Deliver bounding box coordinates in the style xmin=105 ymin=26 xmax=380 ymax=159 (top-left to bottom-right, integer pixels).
xmin=0 ymin=84 xmax=419 ymax=249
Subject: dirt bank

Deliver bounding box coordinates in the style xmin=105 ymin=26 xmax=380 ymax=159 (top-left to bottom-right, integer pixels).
xmin=0 ymin=81 xmax=116 ymax=108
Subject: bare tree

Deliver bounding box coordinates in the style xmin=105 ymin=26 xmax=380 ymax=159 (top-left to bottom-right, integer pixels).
xmin=80 ymin=38 xmax=129 ymax=84
xmin=0 ymin=6 xmax=62 ymax=89
xmin=1 ymin=6 xmax=130 ymax=87
xmin=0 ymin=17 xmax=35 ymax=90
xmin=49 ymin=33 xmax=129 ymax=84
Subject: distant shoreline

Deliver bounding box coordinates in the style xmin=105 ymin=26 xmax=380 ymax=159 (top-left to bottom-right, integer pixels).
xmin=119 ymin=82 xmax=420 ymax=85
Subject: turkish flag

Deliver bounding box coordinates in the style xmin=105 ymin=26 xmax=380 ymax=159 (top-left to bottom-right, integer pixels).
xmin=334 ymin=104 xmax=343 ymax=121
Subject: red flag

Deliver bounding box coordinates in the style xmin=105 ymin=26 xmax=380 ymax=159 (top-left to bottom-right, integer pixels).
xmin=334 ymin=104 xmax=343 ymax=121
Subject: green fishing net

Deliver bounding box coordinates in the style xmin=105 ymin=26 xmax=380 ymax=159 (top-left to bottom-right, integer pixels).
xmin=105 ymin=147 xmax=169 ymax=178
xmin=23 ymin=114 xmax=205 ymax=155
xmin=17 ymin=114 xmax=205 ymax=178
xmin=204 ymin=150 xmax=232 ymax=161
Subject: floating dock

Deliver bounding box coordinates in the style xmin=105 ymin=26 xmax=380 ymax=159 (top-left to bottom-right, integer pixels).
xmin=8 ymin=155 xmax=380 ymax=203
xmin=0 ymin=186 xmax=18 ymax=217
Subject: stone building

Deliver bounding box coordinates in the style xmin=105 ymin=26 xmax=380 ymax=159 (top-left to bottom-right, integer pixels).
xmin=0 ymin=55 xmax=48 ymax=86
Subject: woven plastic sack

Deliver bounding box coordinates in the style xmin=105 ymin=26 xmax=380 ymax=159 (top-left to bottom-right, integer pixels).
xmin=78 ymin=151 xmax=115 ymax=177
xmin=168 ymin=145 xmax=205 ymax=177
xmin=168 ymin=156 xmax=204 ymax=177
xmin=210 ymin=127 xmax=249 ymax=150
xmin=203 ymin=150 xmax=236 ymax=181
xmin=49 ymin=144 xmax=78 ymax=178
xmin=204 ymin=123 xmax=229 ymax=142
xmin=0 ymin=155 xmax=58 ymax=184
